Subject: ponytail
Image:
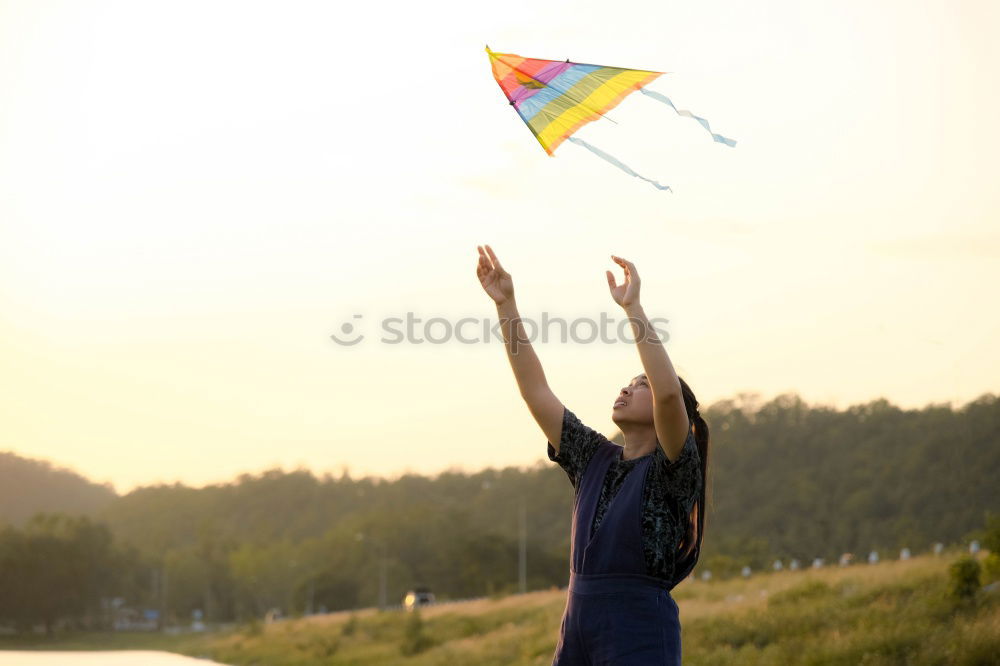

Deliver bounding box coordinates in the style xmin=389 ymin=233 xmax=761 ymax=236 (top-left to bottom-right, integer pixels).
xmin=674 ymin=376 xmax=710 ymax=583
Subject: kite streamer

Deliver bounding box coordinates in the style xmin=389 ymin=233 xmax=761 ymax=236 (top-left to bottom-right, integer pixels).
xmin=485 ymin=46 xmax=735 ymax=191
xmin=566 ymin=137 xmax=672 ymax=191
xmin=639 ymin=88 xmax=737 ymax=147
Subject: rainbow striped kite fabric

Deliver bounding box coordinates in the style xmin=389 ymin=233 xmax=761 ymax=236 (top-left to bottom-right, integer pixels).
xmin=485 ymin=46 xmax=736 ymax=191
xmin=486 ymin=47 xmax=662 ymax=155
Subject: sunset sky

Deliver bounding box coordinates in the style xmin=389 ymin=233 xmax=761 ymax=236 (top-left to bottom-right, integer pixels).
xmin=1 ymin=0 xmax=997 ymax=492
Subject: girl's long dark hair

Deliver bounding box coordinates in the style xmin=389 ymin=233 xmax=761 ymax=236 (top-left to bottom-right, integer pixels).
xmin=673 ymin=375 xmax=710 ymax=583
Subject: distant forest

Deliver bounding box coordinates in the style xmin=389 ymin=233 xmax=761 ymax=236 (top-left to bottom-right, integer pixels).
xmin=2 ymin=391 xmax=998 ymax=629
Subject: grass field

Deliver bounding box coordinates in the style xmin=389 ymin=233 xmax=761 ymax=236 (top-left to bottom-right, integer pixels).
xmin=5 ymin=552 xmax=998 ymax=665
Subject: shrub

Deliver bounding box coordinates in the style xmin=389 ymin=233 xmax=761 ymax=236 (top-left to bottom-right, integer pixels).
xmin=949 ymin=557 xmax=981 ymax=600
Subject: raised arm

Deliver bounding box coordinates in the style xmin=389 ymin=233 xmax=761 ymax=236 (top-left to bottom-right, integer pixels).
xmin=476 ymin=245 xmax=565 ymax=451
xmin=606 ymin=255 xmax=689 ymax=462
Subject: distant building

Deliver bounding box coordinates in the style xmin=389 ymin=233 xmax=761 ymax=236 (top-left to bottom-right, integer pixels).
xmin=868 ymin=550 xmax=879 ymax=564
xmin=772 ymin=559 xmax=783 ymax=571
xmin=700 ymin=570 xmax=712 ymax=581
xmin=741 ymin=566 xmax=752 ymax=578
xmin=839 ymin=553 xmax=854 ymax=567
xmin=900 ymin=548 xmax=911 ymax=561
xmin=789 ymin=559 xmax=800 ymax=571
xmin=811 ymin=557 xmax=824 ymax=569
xmin=970 ymin=540 xmax=981 ymax=554
xmin=933 ymin=542 xmax=944 ymax=556
xmin=111 ymin=607 xmax=158 ymax=632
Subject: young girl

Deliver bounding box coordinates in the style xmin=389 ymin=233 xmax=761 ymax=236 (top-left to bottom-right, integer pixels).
xmin=476 ymin=244 xmax=709 ymax=665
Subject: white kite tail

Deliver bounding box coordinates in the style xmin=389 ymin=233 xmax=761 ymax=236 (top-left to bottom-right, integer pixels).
xmin=566 ymin=137 xmax=672 ymax=192
xmin=639 ymin=88 xmax=737 ymax=147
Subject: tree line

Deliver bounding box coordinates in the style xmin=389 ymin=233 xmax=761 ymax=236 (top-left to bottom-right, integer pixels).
xmin=1 ymin=391 xmax=997 ymax=630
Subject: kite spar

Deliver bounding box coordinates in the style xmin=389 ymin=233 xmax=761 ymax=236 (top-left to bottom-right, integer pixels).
xmin=485 ymin=46 xmax=736 ymax=191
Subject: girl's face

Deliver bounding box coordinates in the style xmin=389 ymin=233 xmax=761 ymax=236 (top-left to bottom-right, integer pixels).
xmin=611 ymin=374 xmax=655 ymax=425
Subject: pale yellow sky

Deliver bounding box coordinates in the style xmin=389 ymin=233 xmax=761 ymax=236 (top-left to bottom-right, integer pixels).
xmin=1 ymin=0 xmax=997 ymax=492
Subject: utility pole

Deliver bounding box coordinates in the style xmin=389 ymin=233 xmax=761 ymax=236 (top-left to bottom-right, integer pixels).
xmin=518 ymin=496 xmax=527 ymax=594
xmin=378 ymin=547 xmax=387 ymax=610
xmin=162 ymin=567 xmax=168 ymax=627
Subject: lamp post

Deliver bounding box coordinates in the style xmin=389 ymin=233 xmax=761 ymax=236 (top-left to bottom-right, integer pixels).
xmin=356 ymin=532 xmax=389 ymax=610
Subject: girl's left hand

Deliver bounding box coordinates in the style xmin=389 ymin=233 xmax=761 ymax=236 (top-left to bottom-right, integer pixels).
xmin=606 ymin=255 xmax=641 ymax=308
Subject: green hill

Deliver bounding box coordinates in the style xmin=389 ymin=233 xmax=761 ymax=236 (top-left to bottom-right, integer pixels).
xmin=190 ymin=552 xmax=1000 ymax=666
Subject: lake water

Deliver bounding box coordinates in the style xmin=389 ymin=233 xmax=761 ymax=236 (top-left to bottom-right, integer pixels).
xmin=0 ymin=653 xmax=227 ymax=666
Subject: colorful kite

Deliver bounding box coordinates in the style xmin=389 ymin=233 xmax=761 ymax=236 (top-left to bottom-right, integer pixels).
xmin=485 ymin=46 xmax=736 ymax=191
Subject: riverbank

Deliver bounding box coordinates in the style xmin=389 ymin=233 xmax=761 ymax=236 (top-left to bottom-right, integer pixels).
xmin=0 ymin=652 xmax=226 ymax=665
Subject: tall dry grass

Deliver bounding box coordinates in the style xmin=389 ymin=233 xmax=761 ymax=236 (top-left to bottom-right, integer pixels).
xmin=172 ymin=551 xmax=998 ymax=665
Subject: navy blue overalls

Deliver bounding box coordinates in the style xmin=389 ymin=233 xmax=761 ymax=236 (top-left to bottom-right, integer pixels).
xmin=552 ymin=441 xmax=682 ymax=665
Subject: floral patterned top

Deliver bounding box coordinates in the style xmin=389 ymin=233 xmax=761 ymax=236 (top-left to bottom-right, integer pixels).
xmin=547 ymin=406 xmax=702 ymax=586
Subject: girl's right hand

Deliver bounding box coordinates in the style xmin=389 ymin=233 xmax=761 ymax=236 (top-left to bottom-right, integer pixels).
xmin=476 ymin=244 xmax=514 ymax=305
